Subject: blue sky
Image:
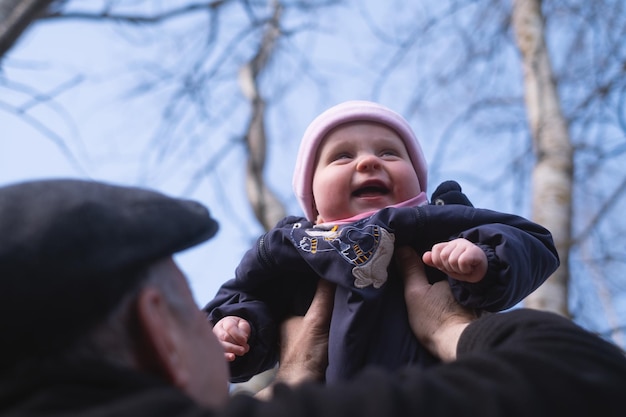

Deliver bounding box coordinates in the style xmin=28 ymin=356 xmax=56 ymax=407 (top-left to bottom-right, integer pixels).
xmin=3 ymin=2 xmax=625 ymax=349
xmin=1 ymin=2 xmax=413 ymax=306
xmin=1 ymin=17 xmax=252 ymax=305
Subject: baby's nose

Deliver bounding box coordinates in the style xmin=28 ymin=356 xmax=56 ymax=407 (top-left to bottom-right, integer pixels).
xmin=356 ymin=154 xmax=381 ymax=171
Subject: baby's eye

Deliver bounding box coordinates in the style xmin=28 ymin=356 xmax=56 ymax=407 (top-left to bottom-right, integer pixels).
xmin=380 ymin=149 xmax=399 ymax=157
xmin=333 ymin=152 xmax=352 ymax=161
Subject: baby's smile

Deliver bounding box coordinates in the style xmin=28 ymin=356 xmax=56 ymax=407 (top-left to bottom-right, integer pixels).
xmin=352 ymin=180 xmax=390 ymax=198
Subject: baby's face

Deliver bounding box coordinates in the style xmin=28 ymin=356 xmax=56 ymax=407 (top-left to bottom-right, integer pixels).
xmin=312 ymin=121 xmax=421 ymax=223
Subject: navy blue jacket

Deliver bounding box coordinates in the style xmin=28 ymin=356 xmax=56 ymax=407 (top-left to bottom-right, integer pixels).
xmin=204 ymin=205 xmax=559 ymax=383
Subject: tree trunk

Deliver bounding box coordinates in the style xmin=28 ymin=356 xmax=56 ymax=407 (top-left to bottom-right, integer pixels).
xmin=0 ymin=0 xmax=52 ymax=58
xmin=512 ymin=0 xmax=573 ymax=316
xmin=238 ymin=1 xmax=286 ymax=232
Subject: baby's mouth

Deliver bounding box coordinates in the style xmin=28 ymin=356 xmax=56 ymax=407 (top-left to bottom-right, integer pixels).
xmin=352 ymin=184 xmax=390 ymax=197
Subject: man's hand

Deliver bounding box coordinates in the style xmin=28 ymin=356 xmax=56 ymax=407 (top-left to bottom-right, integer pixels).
xmin=422 ymin=238 xmax=488 ymax=283
xmin=396 ymin=246 xmax=478 ymax=361
xmin=255 ymin=279 xmax=335 ymax=399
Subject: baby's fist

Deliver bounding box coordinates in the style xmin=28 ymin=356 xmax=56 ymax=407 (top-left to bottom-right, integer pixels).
xmin=213 ymin=316 xmax=251 ymax=361
xmin=422 ymin=238 xmax=487 ymax=283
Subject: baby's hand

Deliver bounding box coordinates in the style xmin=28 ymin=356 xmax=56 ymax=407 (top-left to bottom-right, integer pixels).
xmin=212 ymin=316 xmax=251 ymax=362
xmin=422 ymin=238 xmax=488 ymax=283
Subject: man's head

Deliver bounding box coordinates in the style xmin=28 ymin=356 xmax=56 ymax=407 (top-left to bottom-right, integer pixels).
xmin=293 ymin=100 xmax=428 ymax=222
xmin=0 ymin=178 xmax=228 ymax=406
xmin=124 ymin=257 xmax=230 ymax=408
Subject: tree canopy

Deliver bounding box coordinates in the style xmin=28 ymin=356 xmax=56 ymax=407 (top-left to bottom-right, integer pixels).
xmin=1 ymin=0 xmax=625 ymax=348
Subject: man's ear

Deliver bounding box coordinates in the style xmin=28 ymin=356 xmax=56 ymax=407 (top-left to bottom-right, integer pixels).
xmin=135 ymin=287 xmax=190 ymax=389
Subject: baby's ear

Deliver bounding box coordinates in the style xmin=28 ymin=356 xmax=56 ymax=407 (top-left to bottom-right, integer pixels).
xmin=430 ymin=181 xmax=474 ymax=207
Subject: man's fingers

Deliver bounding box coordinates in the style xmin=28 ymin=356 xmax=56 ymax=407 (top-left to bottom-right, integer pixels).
xmin=274 ymin=278 xmax=335 ymax=388
xmin=396 ymin=246 xmax=430 ymax=291
xmin=304 ymin=279 xmax=335 ymax=325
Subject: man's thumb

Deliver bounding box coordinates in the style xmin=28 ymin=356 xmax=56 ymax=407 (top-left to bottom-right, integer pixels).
xmin=395 ymin=246 xmax=429 ymax=289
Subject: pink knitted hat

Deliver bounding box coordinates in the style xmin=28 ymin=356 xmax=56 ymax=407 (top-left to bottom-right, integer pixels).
xmin=292 ymin=100 xmax=428 ymax=221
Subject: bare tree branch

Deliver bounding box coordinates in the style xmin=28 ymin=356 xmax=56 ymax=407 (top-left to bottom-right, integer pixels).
xmin=1 ymin=72 xmax=86 ymax=165
xmin=42 ymin=1 xmax=227 ymax=24
xmin=0 ymin=98 xmax=86 ymax=174
xmin=573 ymin=175 xmax=626 ymax=246
xmin=0 ymin=0 xmax=54 ymax=58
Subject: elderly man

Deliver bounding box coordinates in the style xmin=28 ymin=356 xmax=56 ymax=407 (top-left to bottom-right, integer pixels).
xmin=0 ymin=178 xmax=624 ymax=417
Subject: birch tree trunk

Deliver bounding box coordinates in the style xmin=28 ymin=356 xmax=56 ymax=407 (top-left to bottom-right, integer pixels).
xmin=0 ymin=0 xmax=51 ymax=58
xmin=238 ymin=1 xmax=286 ymax=232
xmin=512 ymin=0 xmax=573 ymax=316
xmin=233 ymin=0 xmax=285 ymax=394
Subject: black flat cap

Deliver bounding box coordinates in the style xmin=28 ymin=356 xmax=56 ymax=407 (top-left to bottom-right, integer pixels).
xmin=0 ymin=178 xmax=218 ymax=370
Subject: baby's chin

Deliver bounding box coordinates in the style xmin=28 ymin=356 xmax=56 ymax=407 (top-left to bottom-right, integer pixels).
xmin=317 ymin=207 xmax=387 ymax=225
xmin=352 ymin=199 xmax=395 ymax=213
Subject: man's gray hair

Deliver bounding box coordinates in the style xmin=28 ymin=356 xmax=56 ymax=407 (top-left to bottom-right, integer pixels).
xmin=59 ymin=258 xmax=193 ymax=369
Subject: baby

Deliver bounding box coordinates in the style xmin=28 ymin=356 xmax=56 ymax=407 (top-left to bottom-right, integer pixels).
xmin=204 ymin=100 xmax=559 ymax=383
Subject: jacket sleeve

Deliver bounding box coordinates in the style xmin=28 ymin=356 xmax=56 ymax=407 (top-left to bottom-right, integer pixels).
xmin=367 ymin=205 xmax=560 ymax=311
xmin=222 ymin=309 xmax=626 ymax=417
xmin=202 ymin=217 xmax=318 ymax=383
xmin=449 ymin=222 xmax=557 ymax=310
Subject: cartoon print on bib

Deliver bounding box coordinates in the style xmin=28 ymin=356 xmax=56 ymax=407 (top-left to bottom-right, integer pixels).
xmin=290 ymin=218 xmax=396 ymax=289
